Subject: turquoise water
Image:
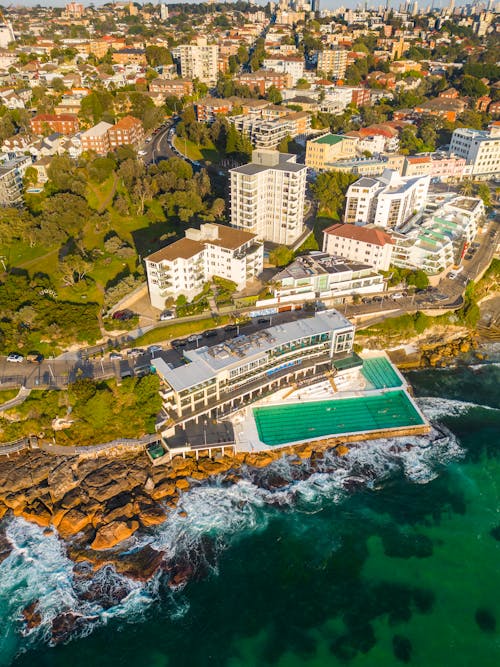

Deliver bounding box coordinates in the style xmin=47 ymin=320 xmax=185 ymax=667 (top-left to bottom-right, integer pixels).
xmin=1 ymin=358 xmax=499 ymax=667
xmin=361 ymin=357 xmax=403 ymax=389
xmin=253 ymin=389 xmax=423 ymax=445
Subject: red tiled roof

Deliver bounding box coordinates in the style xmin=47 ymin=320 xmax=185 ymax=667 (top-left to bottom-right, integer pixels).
xmin=323 ymin=223 xmax=393 ymax=246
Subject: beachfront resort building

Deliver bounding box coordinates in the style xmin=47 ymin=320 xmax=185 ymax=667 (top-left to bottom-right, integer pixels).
xmin=153 ymin=310 xmax=355 ymax=425
xmin=145 ymin=223 xmax=263 ymax=309
xmin=230 ymin=149 xmax=307 ymax=246
xmin=344 ymin=169 xmax=430 ymax=229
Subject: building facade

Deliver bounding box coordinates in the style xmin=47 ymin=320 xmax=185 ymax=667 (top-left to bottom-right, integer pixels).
xmin=107 ymin=115 xmax=144 ymax=149
xmin=230 ymin=149 xmax=307 ymax=246
xmin=449 ymin=124 xmax=500 ymax=179
xmin=153 ymin=310 xmax=355 ymax=424
xmin=344 ymin=170 xmax=430 ymax=229
xmin=178 ymin=39 xmax=218 ymax=84
xmin=322 ymin=223 xmax=394 ymax=271
xmin=305 ymin=133 xmax=359 ymax=170
xmin=30 ymin=113 xmax=79 ymax=136
xmin=145 ymin=223 xmax=263 ymax=309
xmin=317 ymin=48 xmax=348 ymax=79
xmin=0 ymin=155 xmax=31 ymax=207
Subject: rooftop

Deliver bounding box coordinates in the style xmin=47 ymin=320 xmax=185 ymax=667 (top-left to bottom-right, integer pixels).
xmin=274 ymin=252 xmax=374 ymax=282
xmin=324 ymin=223 xmax=394 ymax=247
xmin=146 ymin=237 xmax=204 ymax=264
xmin=153 ymin=310 xmax=353 ymax=392
xmin=313 ymin=133 xmax=345 ymax=146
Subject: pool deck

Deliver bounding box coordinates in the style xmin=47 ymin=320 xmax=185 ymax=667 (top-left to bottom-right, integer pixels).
xmin=231 ymin=352 xmax=430 ymax=453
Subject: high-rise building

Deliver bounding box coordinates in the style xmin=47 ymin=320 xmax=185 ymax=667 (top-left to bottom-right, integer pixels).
xmin=160 ymin=3 xmax=169 ymax=21
xmin=317 ymin=48 xmax=348 ymax=79
xmin=178 ymin=37 xmax=218 ymax=84
xmin=449 ymin=123 xmax=500 ymax=179
xmin=344 ymin=169 xmax=430 ymax=229
xmin=230 ymin=149 xmax=307 ymax=246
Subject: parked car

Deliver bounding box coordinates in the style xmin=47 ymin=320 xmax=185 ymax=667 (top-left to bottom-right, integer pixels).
xmin=159 ymin=310 xmax=175 ymax=321
xmin=6 ymin=353 xmax=24 ymax=363
xmin=127 ymin=348 xmax=143 ymax=358
xmin=187 ymin=334 xmax=202 ymax=343
xmin=257 ymin=317 xmax=270 ymax=324
xmin=391 ymin=293 xmax=404 ymax=300
xmin=112 ymin=309 xmax=136 ymax=321
xmin=203 ymin=329 xmax=218 ymax=338
xmin=224 ymin=325 xmax=238 ymax=333
xmin=109 ymin=352 xmax=123 ymax=360
xmin=361 ymin=297 xmax=372 ymax=304
xmin=171 ymin=338 xmax=188 ymax=348
xmin=148 ymin=345 xmax=163 ymax=354
xmin=27 ymin=352 xmax=43 ymax=363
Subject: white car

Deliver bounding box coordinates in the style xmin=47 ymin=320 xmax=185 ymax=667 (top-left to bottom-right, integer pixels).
xmin=159 ymin=310 xmax=175 ymax=321
xmin=109 ymin=352 xmax=123 ymax=360
xmin=138 ymin=150 xmax=147 ymax=156
xmin=127 ymin=348 xmax=144 ymax=358
xmin=6 ymin=353 xmax=24 ymax=363
xmin=148 ymin=345 xmax=163 ymax=354
xmin=187 ymin=334 xmax=203 ymax=343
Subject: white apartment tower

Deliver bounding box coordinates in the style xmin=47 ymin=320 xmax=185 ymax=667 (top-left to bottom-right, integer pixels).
xmin=344 ymin=169 xmax=430 ymax=229
xmin=317 ymin=48 xmax=348 ymax=79
xmin=178 ymin=37 xmax=218 ymax=84
xmin=449 ymin=123 xmax=500 ymax=179
xmin=230 ymin=150 xmax=307 ymax=246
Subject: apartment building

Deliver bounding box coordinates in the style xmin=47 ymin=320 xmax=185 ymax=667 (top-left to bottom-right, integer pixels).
xmin=145 ymin=223 xmax=263 ymax=309
xmin=80 ymin=121 xmax=112 ymax=154
xmin=149 ymin=78 xmax=193 ymax=97
xmin=403 ymin=152 xmax=470 ymax=182
xmin=112 ymin=48 xmax=147 ymax=66
xmin=153 ymin=310 xmax=355 ymax=423
xmin=107 ymin=115 xmax=144 ymax=149
xmin=229 ymin=111 xmax=311 ymax=149
xmin=30 ymin=113 xmax=79 ymax=136
xmin=322 ymin=223 xmax=394 ymax=271
xmin=178 ymin=38 xmax=218 ymax=84
xmin=449 ymin=123 xmax=500 ymax=179
xmin=344 ymin=170 xmax=430 ymax=229
xmin=234 ymin=70 xmax=291 ymax=95
xmin=230 ymin=149 xmax=307 ymax=246
xmin=195 ymin=97 xmax=235 ymax=123
xmin=0 ymin=155 xmax=31 ymax=207
xmin=317 ymin=48 xmax=348 ymax=79
xmin=391 ymin=197 xmax=484 ymax=275
xmin=262 ymin=55 xmax=305 ymax=85
xmin=305 ymin=133 xmax=359 ymax=171
xmin=271 ymin=252 xmax=385 ymax=302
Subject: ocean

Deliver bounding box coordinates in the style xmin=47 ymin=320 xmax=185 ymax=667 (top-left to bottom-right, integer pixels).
xmin=1 ymin=357 xmax=499 ymax=667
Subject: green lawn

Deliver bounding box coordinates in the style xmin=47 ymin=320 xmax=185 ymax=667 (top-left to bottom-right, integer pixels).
xmin=173 ymin=136 xmax=220 ymax=163
xmin=313 ymin=214 xmax=340 ymax=247
xmin=133 ymin=315 xmax=231 ymax=347
xmin=0 ymin=388 xmax=19 ymax=403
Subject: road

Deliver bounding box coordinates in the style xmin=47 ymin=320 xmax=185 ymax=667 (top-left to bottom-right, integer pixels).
xmin=142 ymin=121 xmax=177 ymax=166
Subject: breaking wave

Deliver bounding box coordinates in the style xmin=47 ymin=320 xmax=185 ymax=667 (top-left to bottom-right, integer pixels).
xmin=0 ymin=427 xmax=463 ymax=664
xmin=417 ymin=396 xmax=500 ymax=420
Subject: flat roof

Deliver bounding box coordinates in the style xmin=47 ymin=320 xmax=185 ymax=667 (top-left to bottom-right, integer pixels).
xmin=313 ymin=133 xmax=344 ymax=145
xmin=153 ymin=310 xmax=353 ymax=392
xmin=274 ymin=252 xmax=373 ymax=281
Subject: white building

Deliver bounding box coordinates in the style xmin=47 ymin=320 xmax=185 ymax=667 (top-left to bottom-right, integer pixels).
xmin=153 ymin=310 xmax=355 ymax=422
xmin=322 ymin=223 xmax=394 ymax=271
xmin=344 ymin=169 xmax=430 ymax=229
xmin=271 ymin=252 xmax=385 ymax=303
xmin=145 ymin=223 xmax=263 ymax=309
xmin=230 ymin=149 xmax=307 ymax=246
xmin=0 ymin=21 xmax=15 ymax=49
xmin=0 ymin=155 xmax=31 ymax=207
xmin=263 ymin=56 xmax=305 ymax=85
xmin=178 ymin=38 xmax=218 ymax=84
xmin=391 ymin=196 xmax=484 ymax=275
xmin=449 ymin=123 xmax=500 ymax=179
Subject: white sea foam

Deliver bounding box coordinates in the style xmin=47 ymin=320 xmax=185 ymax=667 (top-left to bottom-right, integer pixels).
xmin=417 ymin=396 xmax=500 ymax=420
xmin=0 ymin=425 xmax=465 ymax=661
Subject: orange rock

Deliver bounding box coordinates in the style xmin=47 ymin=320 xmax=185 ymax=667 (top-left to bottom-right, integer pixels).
xmin=19 ymin=505 xmax=51 ymax=528
xmin=91 ymin=520 xmax=139 ymax=551
xmin=139 ymin=504 xmax=167 ymax=527
xmin=175 ymin=478 xmax=190 ymax=491
xmin=57 ymin=508 xmax=93 ymax=538
xmin=336 ymin=445 xmax=349 ymax=456
xmin=150 ymin=481 xmax=177 ymax=500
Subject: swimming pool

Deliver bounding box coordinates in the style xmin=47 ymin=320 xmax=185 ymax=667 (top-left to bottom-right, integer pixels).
xmin=361 ymin=357 xmax=403 ymax=389
xmin=253 ymin=390 xmax=424 ymax=446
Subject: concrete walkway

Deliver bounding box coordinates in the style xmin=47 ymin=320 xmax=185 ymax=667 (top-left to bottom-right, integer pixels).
xmin=0 ymin=386 xmax=31 ymax=413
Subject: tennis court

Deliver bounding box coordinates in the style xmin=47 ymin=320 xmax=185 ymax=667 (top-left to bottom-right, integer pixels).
xmin=361 ymin=357 xmax=403 ymax=389
xmin=253 ymin=390 xmax=423 ymax=446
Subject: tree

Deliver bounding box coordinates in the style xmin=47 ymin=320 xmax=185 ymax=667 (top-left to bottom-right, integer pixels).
xmin=269 ymin=246 xmax=295 ymax=267
xmin=88 ymin=156 xmax=116 ymax=184
xmin=477 ymin=183 xmax=492 ymax=208
xmin=311 ymin=171 xmax=357 ymax=217
xmin=267 ymin=85 xmax=282 ymax=104
xmin=23 ymin=166 xmax=38 ymax=188
xmin=460 ymin=180 xmax=474 ymax=197
xmin=277 ymin=134 xmax=291 ymax=153
xmin=145 ymin=45 xmax=172 ymax=68
xmin=460 ymin=75 xmax=489 ymax=99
